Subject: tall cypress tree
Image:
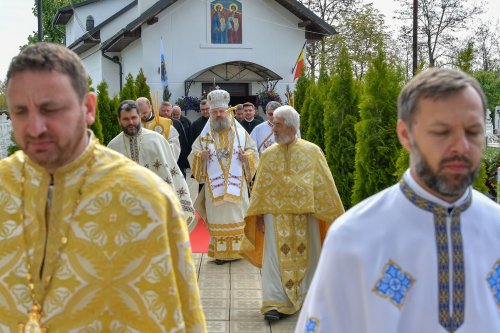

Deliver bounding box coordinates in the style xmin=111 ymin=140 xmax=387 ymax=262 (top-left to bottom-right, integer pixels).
xmin=120 ymin=73 xmax=136 ymax=101
xmin=305 ymin=85 xmax=326 ymax=150
xmin=135 ymin=68 xmax=153 ymax=103
xmin=299 ymin=84 xmax=314 ymax=140
xmin=394 ymin=148 xmax=409 ymax=180
xmin=293 ymin=74 xmax=310 ymax=114
xmin=351 ymin=48 xmax=403 ymax=205
xmin=87 ymin=76 xmax=104 ymax=143
xmin=7 ymin=131 xmax=18 ymax=156
xmin=324 ymin=47 xmax=359 ymax=209
xmin=97 ymin=81 xmax=121 ymax=145
xmin=306 ymin=65 xmax=329 ymax=151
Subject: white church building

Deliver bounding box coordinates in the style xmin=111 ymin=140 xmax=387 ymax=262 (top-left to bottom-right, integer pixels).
xmin=54 ymin=0 xmax=335 ymax=105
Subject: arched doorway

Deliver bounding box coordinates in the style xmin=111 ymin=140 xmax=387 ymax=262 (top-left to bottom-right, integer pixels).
xmin=184 ymin=61 xmax=282 ymax=106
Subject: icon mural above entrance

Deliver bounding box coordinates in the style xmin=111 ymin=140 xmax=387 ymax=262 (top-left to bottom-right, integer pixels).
xmin=211 ymin=0 xmax=242 ymax=44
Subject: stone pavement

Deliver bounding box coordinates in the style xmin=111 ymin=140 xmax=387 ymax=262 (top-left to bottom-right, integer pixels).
xmin=191 ymin=253 xmax=299 ymax=333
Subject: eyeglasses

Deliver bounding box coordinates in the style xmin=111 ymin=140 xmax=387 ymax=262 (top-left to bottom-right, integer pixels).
xmin=200 ymin=107 xmax=210 ymax=111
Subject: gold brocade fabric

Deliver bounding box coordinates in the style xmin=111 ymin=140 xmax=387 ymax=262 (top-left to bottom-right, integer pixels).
xmin=246 ymin=138 xmax=344 ymax=220
xmin=189 ymin=123 xmax=259 ymax=260
xmin=241 ymin=138 xmax=344 ymax=267
xmin=0 ymin=134 xmax=206 ymax=332
xmin=274 ymin=214 xmax=309 ymax=312
xmin=143 ymin=116 xmax=172 ymax=140
xmin=191 ymin=127 xmax=258 ymax=205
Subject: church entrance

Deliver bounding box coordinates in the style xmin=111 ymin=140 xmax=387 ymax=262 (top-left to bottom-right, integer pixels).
xmin=201 ymin=82 xmax=257 ymax=106
xmin=184 ymin=61 xmax=281 ymax=109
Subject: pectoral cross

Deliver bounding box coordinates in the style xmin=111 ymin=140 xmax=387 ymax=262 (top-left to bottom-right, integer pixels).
xmin=19 ymin=305 xmax=48 ymax=333
xmin=200 ymin=133 xmax=214 ymax=150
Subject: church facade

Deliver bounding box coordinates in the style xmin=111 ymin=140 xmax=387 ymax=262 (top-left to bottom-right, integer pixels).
xmin=54 ymin=0 xmax=335 ymax=105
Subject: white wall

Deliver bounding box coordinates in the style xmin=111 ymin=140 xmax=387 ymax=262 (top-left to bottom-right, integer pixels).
xmin=138 ymin=0 xmax=158 ymax=14
xmin=99 ymin=4 xmax=139 ymax=42
xmin=120 ymin=39 xmax=144 ymax=89
xmin=80 ymin=45 xmax=103 ymax=87
xmin=66 ymin=0 xmax=135 ymax=46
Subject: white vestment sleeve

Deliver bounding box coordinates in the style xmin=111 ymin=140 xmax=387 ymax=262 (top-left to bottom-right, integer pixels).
xmin=295 ymin=224 xmax=366 ymax=333
xmin=250 ymin=127 xmax=259 ymax=148
xmin=168 ymin=126 xmax=181 ymax=161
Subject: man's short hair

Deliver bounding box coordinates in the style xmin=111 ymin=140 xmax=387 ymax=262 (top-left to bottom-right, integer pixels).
xmin=398 ymin=68 xmax=487 ymax=130
xmin=118 ymin=100 xmax=139 ymax=117
xmin=136 ymin=97 xmax=151 ymax=106
xmin=243 ymin=102 xmax=255 ymax=109
xmin=200 ymin=99 xmax=209 ymax=107
xmin=161 ymin=101 xmax=172 ymax=107
xmin=273 ymin=105 xmax=300 ymax=131
xmin=266 ymin=101 xmax=281 ymax=111
xmin=7 ymin=42 xmax=88 ymax=102
xmin=235 ymin=104 xmax=244 ymax=111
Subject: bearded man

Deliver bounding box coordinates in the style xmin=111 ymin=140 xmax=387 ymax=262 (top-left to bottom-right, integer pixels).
xmin=241 ymin=106 xmax=344 ymax=321
xmin=296 ymin=68 xmax=500 ymax=333
xmin=188 ymin=89 xmax=259 ymax=264
xmin=1 ymin=42 xmax=205 ymax=332
xmin=107 ymin=100 xmax=196 ymax=231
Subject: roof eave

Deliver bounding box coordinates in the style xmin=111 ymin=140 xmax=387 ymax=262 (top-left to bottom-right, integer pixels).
xmin=102 ymin=0 xmax=178 ymax=52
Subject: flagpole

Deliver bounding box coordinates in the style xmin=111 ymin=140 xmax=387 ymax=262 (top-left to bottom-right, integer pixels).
xmin=291 ymin=41 xmax=307 ymax=73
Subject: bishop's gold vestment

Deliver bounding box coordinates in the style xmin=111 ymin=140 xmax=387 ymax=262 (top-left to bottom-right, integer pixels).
xmin=0 ymin=133 xmax=206 ymax=332
xmin=188 ymin=119 xmax=258 ymax=260
xmin=241 ymin=138 xmax=344 ymax=314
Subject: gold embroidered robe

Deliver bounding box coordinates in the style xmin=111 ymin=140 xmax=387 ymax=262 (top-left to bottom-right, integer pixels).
xmin=188 ymin=120 xmax=258 ymax=260
xmin=241 ymin=138 xmax=344 ymax=314
xmin=143 ymin=115 xmax=181 ymax=161
xmin=0 ymin=133 xmax=206 ymax=332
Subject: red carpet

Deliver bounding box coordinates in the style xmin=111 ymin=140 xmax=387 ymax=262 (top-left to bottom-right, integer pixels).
xmin=189 ymin=213 xmax=210 ymax=253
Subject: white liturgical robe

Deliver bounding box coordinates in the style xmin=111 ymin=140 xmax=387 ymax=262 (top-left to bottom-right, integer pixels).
xmin=108 ymin=128 xmax=196 ymax=231
xmin=296 ymin=170 xmax=500 ymax=333
xmin=250 ymin=121 xmax=275 ymax=154
xmin=250 ymin=121 xmax=301 ymax=155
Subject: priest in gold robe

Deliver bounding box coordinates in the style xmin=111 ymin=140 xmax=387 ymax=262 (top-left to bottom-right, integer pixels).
xmin=107 ymin=100 xmax=196 ymax=232
xmin=137 ymin=96 xmax=181 ymax=161
xmin=1 ymin=42 xmax=206 ymax=332
xmin=188 ymin=89 xmax=259 ymax=265
xmin=241 ymin=105 xmax=344 ymax=321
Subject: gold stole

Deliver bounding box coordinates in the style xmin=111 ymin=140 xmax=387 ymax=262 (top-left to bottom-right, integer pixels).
xmin=143 ymin=114 xmax=172 ymax=140
xmin=274 ymin=214 xmax=309 ymax=311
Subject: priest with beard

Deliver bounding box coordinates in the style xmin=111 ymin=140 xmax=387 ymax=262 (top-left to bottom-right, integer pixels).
xmin=295 ymin=68 xmax=500 ymax=333
xmin=108 ymin=100 xmax=196 ymax=231
xmin=241 ymin=105 xmax=344 ymax=321
xmin=188 ymin=89 xmax=259 ymax=265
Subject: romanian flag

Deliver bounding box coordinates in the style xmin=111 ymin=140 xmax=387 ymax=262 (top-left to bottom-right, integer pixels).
xmin=292 ymin=42 xmax=306 ymax=81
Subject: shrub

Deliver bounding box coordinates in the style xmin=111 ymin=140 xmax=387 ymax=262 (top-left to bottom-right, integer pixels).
xmin=175 ymin=95 xmax=201 ymax=112
xmin=256 ymin=88 xmax=282 ymax=110
xmin=484 ymin=147 xmax=500 ymax=199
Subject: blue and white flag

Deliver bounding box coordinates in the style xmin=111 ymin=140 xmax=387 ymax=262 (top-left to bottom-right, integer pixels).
xmin=160 ymin=37 xmax=168 ymax=88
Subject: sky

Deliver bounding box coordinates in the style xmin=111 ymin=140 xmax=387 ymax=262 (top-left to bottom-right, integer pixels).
xmin=0 ymin=0 xmax=499 ymax=81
